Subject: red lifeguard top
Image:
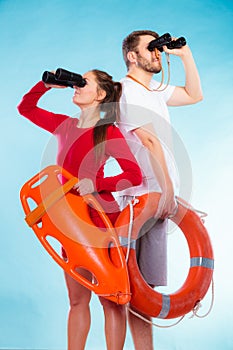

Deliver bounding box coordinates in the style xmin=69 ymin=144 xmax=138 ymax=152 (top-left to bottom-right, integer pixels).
xmin=18 ymin=81 xmax=142 ymax=221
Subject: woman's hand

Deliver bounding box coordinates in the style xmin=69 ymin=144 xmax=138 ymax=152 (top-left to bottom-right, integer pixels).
xmin=73 ymin=178 xmax=95 ymax=196
xmin=44 ymin=70 xmax=67 ymax=89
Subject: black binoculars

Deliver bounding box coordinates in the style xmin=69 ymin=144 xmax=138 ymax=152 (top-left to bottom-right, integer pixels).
xmin=148 ymin=33 xmax=186 ymax=52
xmin=42 ymin=68 xmax=86 ymax=88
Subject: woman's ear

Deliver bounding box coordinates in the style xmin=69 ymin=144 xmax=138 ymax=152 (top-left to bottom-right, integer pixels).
xmin=96 ymin=88 xmax=107 ymax=102
xmin=127 ymin=51 xmax=137 ymax=65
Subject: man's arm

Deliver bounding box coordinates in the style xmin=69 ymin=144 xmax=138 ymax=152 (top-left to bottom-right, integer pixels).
xmin=134 ymin=124 xmax=177 ymax=219
xmin=165 ymin=45 xmax=203 ymax=106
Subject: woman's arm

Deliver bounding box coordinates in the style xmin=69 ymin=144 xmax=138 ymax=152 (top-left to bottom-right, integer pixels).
xmin=17 ymin=81 xmax=68 ymax=133
xmin=95 ymin=126 xmax=142 ymax=192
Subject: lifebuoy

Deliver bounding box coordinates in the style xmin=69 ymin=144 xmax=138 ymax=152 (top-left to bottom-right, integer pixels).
xmin=20 ymin=165 xmax=131 ymax=305
xmin=115 ymin=192 xmax=214 ymax=319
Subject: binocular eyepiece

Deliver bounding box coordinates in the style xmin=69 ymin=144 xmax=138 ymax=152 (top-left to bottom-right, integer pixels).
xmin=42 ymin=68 xmax=86 ymax=88
xmin=148 ymin=33 xmax=186 ymax=52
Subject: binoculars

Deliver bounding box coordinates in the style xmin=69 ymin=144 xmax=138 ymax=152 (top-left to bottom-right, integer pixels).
xmin=42 ymin=68 xmax=86 ymax=88
xmin=148 ymin=33 xmax=186 ymax=52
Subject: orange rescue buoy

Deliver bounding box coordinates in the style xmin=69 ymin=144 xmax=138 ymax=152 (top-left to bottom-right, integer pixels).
xmin=115 ymin=192 xmax=214 ymax=318
xmin=20 ymin=165 xmax=131 ymax=305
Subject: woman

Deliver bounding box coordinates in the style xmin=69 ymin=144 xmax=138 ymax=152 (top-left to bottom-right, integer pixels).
xmin=18 ymin=69 xmax=142 ymax=350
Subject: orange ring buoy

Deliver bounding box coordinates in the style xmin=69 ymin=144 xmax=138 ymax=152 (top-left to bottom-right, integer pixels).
xmin=115 ymin=193 xmax=214 ymax=318
xmin=20 ymin=165 xmax=131 ymax=305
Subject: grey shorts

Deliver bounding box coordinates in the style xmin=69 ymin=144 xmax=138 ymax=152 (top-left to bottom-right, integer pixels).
xmin=118 ymin=195 xmax=168 ymax=286
xmin=137 ymin=218 xmax=167 ymax=286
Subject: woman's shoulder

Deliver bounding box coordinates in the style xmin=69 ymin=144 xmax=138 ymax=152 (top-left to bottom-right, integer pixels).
xmin=106 ymin=124 xmax=124 ymax=139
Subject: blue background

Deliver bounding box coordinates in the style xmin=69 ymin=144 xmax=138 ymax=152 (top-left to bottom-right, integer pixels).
xmin=1 ymin=0 xmax=232 ymax=349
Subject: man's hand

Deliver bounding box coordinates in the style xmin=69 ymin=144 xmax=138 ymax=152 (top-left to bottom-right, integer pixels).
xmin=163 ymin=39 xmax=191 ymax=58
xmin=156 ymin=182 xmax=177 ymax=220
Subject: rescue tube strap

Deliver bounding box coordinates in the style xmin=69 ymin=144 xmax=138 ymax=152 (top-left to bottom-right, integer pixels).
xmin=190 ymin=257 xmax=214 ymax=269
xmin=98 ymin=292 xmax=132 ymax=304
xmin=25 ymin=177 xmax=78 ymax=227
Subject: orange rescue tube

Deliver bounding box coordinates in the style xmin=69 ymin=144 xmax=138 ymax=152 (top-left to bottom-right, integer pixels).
xmin=115 ymin=193 xmax=214 ymax=318
xmin=20 ymin=165 xmax=131 ymax=305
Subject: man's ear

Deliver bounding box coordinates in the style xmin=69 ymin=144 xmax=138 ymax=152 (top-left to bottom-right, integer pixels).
xmin=127 ymin=51 xmax=137 ymax=64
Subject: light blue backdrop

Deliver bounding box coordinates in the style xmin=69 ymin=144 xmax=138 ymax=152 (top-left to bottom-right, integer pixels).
xmin=1 ymin=0 xmax=232 ymax=349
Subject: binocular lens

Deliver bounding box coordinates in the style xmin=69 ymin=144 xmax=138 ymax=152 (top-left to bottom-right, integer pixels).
xmin=42 ymin=71 xmax=53 ymax=83
xmin=42 ymin=71 xmax=68 ymax=86
xmin=42 ymin=68 xmax=86 ymax=88
xmin=148 ymin=33 xmax=171 ymax=52
xmin=148 ymin=33 xmax=186 ymax=52
xmin=166 ymin=36 xmax=186 ymax=49
xmin=55 ymin=68 xmax=86 ymax=87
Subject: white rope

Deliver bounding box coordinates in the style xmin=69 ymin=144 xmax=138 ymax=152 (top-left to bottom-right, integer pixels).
xmin=125 ymin=196 xmax=213 ymax=327
xmin=127 ymin=277 xmax=214 ymax=327
xmin=176 ymin=197 xmax=208 ymax=222
xmin=189 ymin=277 xmax=215 ymax=319
xmin=124 ymin=197 xmax=185 ymax=328
xmin=155 ymin=53 xmax=171 ymax=92
xmin=127 ymin=305 xmax=185 ymax=328
xmin=125 ymin=197 xmax=139 ymax=262
xmin=175 ymin=198 xmax=214 ymax=319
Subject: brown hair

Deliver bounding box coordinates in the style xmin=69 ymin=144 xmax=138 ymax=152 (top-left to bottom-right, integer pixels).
xmin=91 ymin=69 xmax=122 ymax=161
xmin=122 ymin=30 xmax=159 ymax=69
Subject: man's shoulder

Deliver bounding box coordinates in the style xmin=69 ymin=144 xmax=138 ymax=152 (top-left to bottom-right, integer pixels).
xmin=120 ymin=76 xmax=128 ymax=83
xmin=120 ymin=77 xmax=142 ymax=100
xmin=120 ymin=76 xmax=134 ymax=87
xmin=120 ymin=76 xmax=161 ymax=91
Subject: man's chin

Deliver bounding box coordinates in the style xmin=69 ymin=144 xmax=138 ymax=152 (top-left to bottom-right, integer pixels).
xmin=147 ymin=64 xmax=162 ymax=74
xmin=148 ymin=67 xmax=162 ymax=74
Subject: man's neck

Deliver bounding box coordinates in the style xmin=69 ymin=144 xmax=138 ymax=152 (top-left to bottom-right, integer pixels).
xmin=126 ymin=67 xmax=153 ymax=88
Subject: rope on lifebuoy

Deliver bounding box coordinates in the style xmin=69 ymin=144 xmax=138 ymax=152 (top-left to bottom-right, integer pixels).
xmin=126 ymin=278 xmax=214 ymax=328
xmin=189 ymin=277 xmax=215 ymax=319
xmin=127 ymin=305 xmax=185 ymax=328
xmin=125 ymin=197 xmax=139 ymax=262
xmin=176 ymin=197 xmax=208 ymax=222
xmin=124 ymin=196 xmax=214 ymax=327
xmin=176 ymin=198 xmax=215 ymax=319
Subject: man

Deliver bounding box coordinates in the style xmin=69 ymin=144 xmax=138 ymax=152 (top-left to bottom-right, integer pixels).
xmin=117 ymin=30 xmax=203 ymax=350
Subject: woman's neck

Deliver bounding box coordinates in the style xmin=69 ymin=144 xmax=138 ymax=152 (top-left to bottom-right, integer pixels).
xmin=77 ymin=108 xmax=100 ymax=128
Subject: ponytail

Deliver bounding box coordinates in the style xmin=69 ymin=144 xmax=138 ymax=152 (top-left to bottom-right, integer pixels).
xmin=92 ymin=70 xmax=122 ymax=162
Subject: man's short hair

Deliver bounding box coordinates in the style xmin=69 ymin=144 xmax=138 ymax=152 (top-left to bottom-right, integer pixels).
xmin=122 ymin=30 xmax=159 ymax=69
